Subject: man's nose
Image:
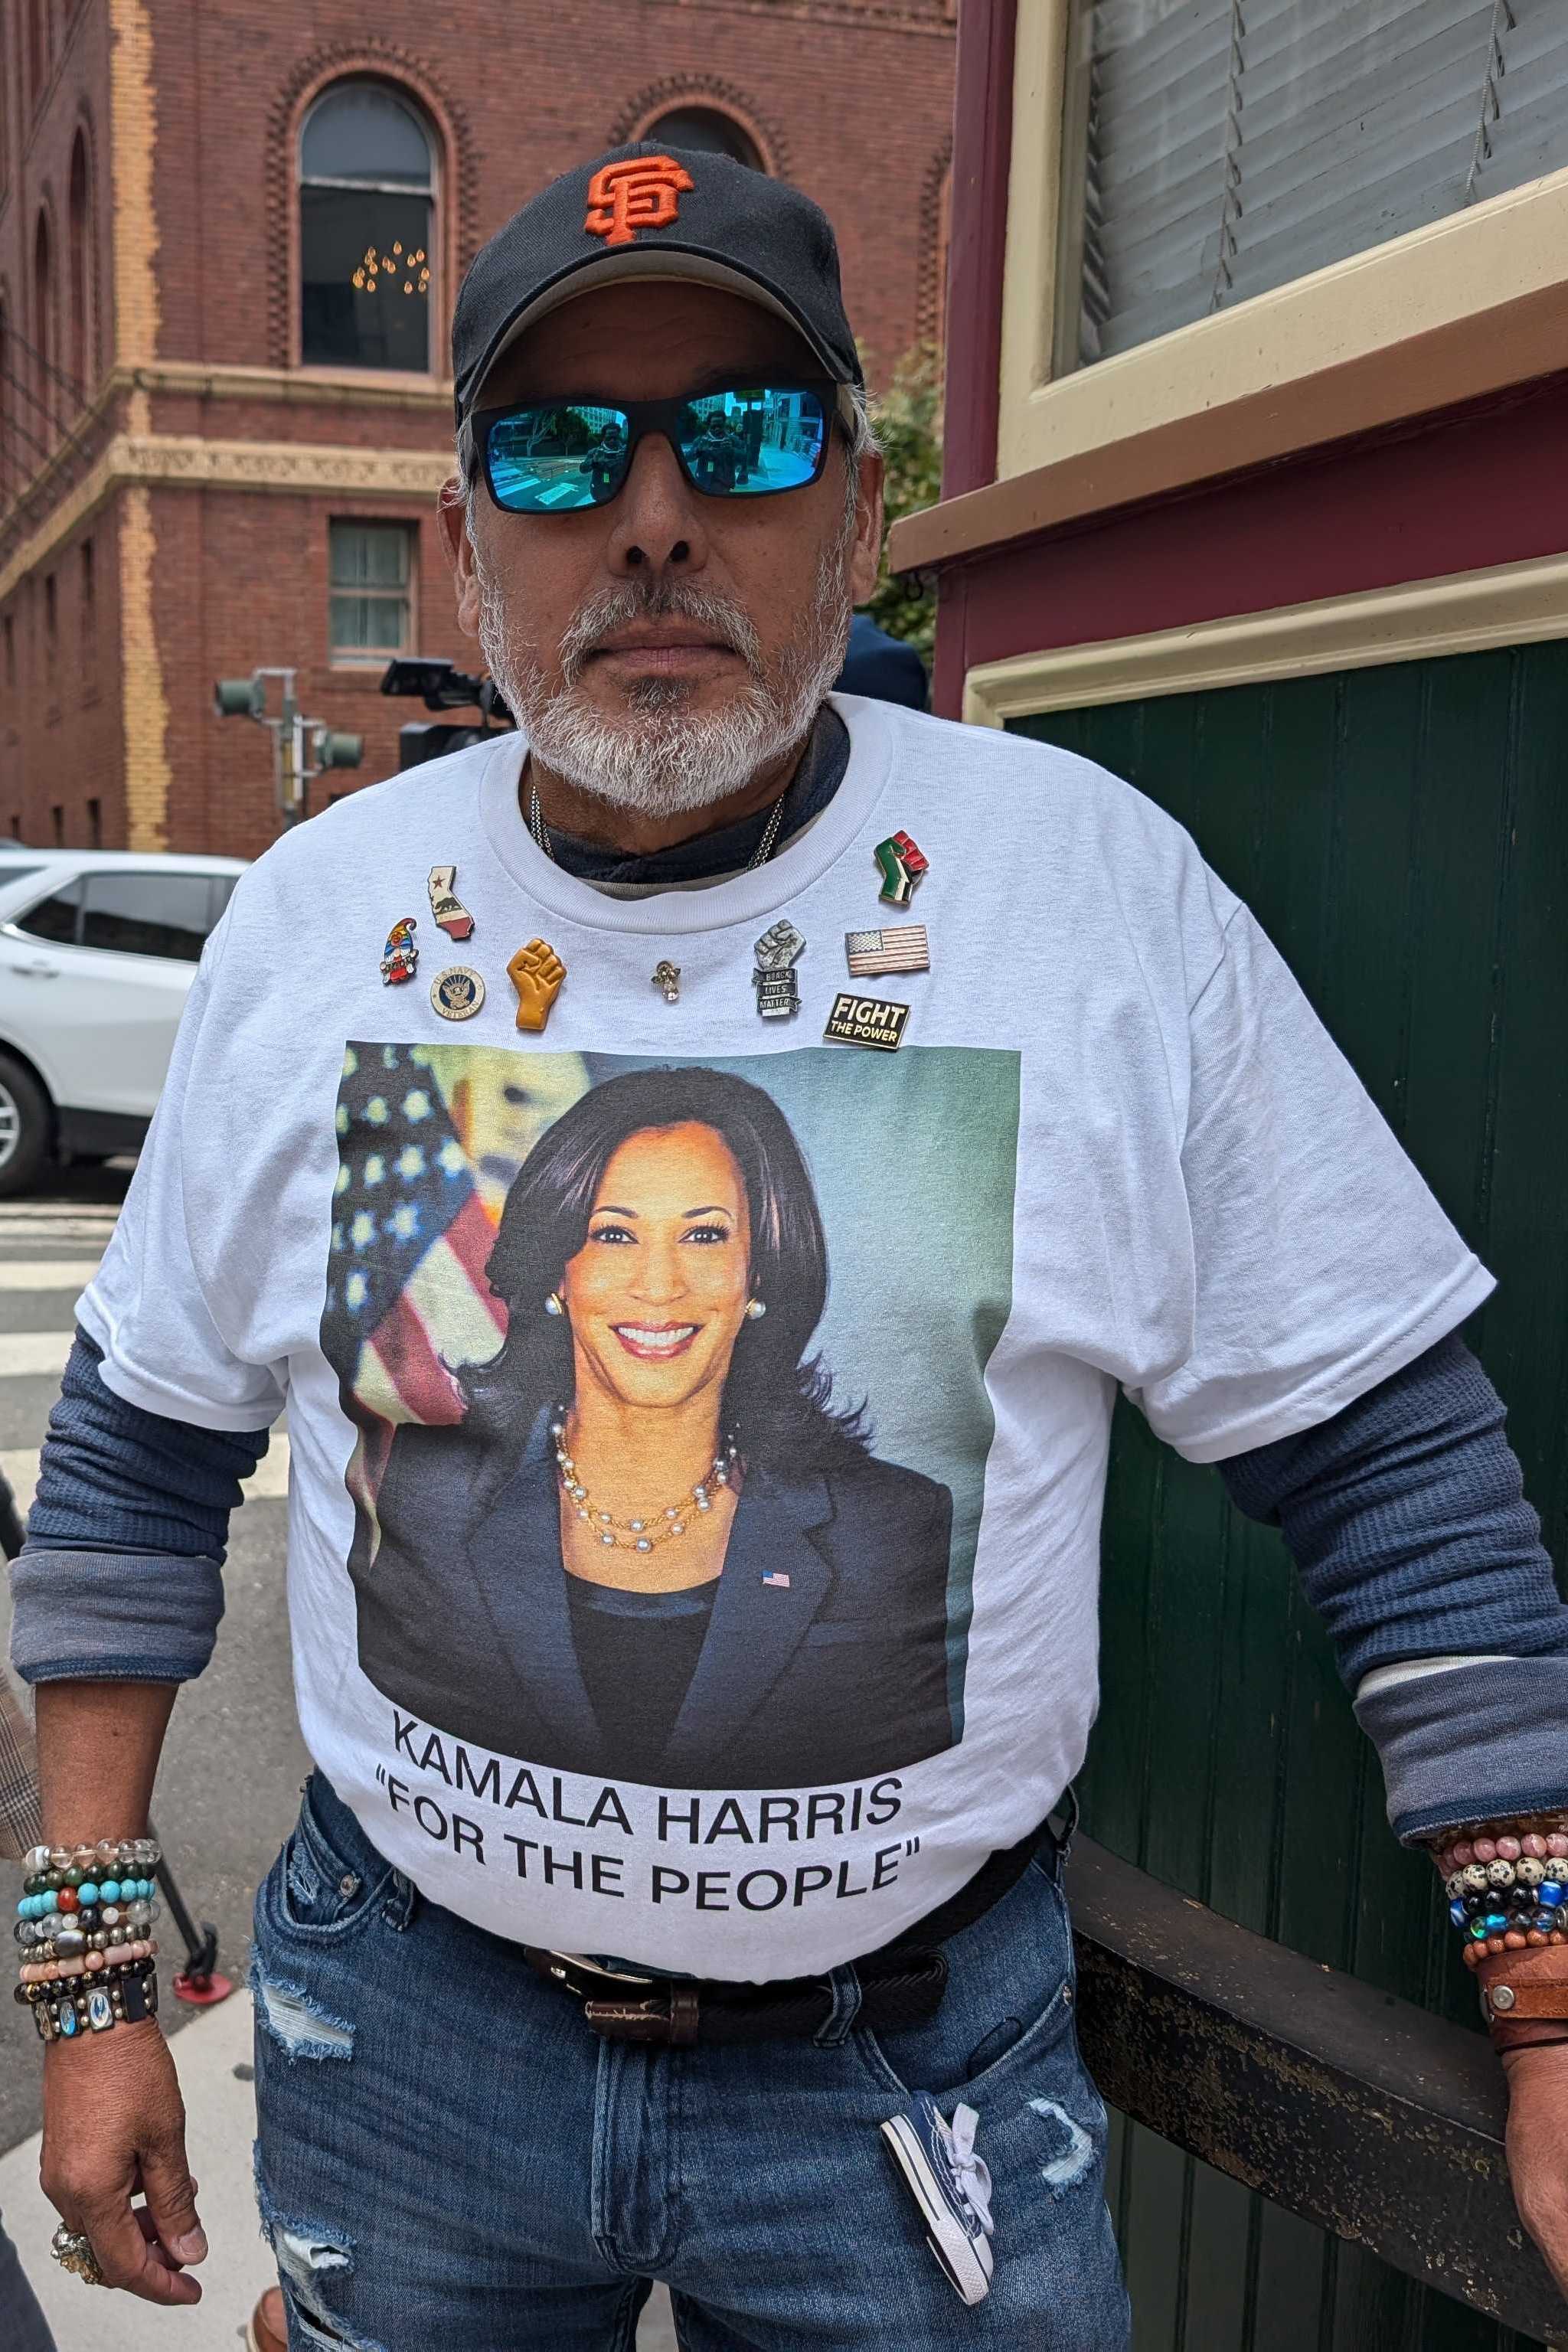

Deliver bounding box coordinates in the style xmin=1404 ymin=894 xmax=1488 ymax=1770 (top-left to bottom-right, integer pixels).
xmin=604 ymin=434 xmax=710 ymax=576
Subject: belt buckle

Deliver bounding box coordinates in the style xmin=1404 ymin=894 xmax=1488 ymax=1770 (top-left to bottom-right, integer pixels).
xmin=584 ymin=1986 xmax=700 ymax=2047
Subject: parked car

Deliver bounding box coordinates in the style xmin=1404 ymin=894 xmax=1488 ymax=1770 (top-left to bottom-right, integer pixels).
xmin=0 ymin=851 xmax=247 ymax=1197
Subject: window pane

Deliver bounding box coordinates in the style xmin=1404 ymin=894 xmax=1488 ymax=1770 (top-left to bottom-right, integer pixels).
xmin=80 ymin=874 xmax=214 ymax=962
xmin=1064 ymin=0 xmax=1568 ymax=365
xmin=330 ymin=521 xmax=410 ymax=589
xmin=644 ymin=107 xmax=763 ymax=170
xmin=15 ymin=880 xmax=80 ymax=942
xmin=301 ymin=188 xmax=432 ymax=370
xmin=302 ymin=85 xmax=431 ymax=187
xmin=330 ymin=593 xmax=408 ymax=654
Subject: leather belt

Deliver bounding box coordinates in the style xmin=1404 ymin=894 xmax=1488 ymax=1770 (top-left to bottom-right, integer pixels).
xmin=521 ymin=1807 xmax=1066 ymax=2048
xmin=524 ymin=1942 xmax=949 ymax=2046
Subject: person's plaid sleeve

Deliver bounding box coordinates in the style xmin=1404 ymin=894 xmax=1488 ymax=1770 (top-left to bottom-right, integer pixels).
xmin=0 ymin=1672 xmax=42 ymax=1860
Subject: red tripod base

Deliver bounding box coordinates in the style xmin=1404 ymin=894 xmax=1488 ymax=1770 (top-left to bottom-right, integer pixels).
xmin=172 ymin=1969 xmax=235 ymax=2007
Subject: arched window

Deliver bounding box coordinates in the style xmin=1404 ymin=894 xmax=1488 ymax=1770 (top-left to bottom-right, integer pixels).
xmin=32 ymin=210 xmax=54 ymax=448
xmin=299 ymin=83 xmax=434 ymax=372
xmin=642 ymin=106 xmax=764 ymax=172
xmin=68 ymin=129 xmax=91 ymax=394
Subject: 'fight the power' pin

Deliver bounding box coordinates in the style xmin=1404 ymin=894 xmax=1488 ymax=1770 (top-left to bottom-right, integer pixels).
xmin=824 ymin=993 xmax=910 ymax=1052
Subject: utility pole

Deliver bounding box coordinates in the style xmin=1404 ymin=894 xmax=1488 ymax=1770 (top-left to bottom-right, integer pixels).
xmin=213 ymin=668 xmax=364 ymax=831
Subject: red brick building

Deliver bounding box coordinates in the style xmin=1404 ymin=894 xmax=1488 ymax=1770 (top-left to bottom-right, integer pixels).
xmin=0 ymin=0 xmax=954 ymax=858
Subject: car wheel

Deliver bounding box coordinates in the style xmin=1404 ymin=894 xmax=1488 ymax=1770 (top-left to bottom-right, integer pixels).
xmin=0 ymin=1055 xmax=53 ymax=1198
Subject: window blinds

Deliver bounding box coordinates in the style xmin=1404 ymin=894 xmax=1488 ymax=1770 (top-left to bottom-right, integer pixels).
xmin=1071 ymin=0 xmax=1568 ymax=364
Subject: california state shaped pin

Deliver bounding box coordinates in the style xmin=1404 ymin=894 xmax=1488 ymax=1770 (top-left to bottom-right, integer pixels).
xmin=428 ymin=865 xmax=474 ymax=941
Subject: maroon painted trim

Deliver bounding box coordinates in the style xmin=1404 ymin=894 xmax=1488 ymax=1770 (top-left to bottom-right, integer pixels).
xmin=948 ymin=370 xmax=1568 ymax=685
xmin=939 ymin=0 xmax=1016 ymax=501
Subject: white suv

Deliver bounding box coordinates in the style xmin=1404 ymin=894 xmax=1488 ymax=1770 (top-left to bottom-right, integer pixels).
xmin=0 ymin=850 xmax=247 ymax=1196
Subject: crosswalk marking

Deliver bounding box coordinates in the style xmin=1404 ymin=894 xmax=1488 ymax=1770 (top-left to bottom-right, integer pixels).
xmin=0 ymin=1260 xmax=99 ymax=1292
xmin=3 ymin=1331 xmax=74 ymax=1379
xmin=0 ymin=1435 xmax=292 ymax=1518
xmin=0 ymin=1219 xmax=120 ymax=1243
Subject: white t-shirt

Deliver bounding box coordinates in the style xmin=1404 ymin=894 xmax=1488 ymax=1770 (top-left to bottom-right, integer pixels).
xmin=80 ymin=696 xmax=1492 ymax=1980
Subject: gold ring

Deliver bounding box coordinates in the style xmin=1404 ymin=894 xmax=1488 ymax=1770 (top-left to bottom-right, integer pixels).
xmin=50 ymin=2221 xmax=106 ymax=2286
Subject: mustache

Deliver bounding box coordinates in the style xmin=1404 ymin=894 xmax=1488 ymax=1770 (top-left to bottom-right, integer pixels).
xmin=557 ymin=578 xmax=765 ymax=688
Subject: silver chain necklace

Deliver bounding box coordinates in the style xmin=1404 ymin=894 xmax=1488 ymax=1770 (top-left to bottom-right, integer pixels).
xmin=528 ymin=779 xmax=789 ymax=873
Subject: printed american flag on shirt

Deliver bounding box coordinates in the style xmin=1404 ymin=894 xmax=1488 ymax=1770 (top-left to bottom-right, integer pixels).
xmin=322 ymin=1041 xmax=508 ymax=1435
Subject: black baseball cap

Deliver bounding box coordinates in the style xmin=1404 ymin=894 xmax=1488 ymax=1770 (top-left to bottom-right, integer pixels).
xmin=452 ymin=143 xmax=863 ymax=429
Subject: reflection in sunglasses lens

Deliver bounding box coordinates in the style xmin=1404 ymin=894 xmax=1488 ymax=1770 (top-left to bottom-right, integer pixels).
xmin=489 ymin=401 xmax=629 ymax=512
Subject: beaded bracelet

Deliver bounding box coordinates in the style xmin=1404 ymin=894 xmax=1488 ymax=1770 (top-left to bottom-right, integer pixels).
xmin=1428 ymin=1822 xmax=1568 ymax=1968
xmin=13 ymin=1955 xmax=159 ymax=2042
xmin=14 ymin=1838 xmax=162 ymax=2030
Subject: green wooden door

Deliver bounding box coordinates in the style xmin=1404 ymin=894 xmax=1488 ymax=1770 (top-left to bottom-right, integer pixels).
xmin=1011 ymin=642 xmax=1568 ymax=2352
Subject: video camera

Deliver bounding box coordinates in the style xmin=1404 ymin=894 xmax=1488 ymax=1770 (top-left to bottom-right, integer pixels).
xmin=381 ymin=658 xmax=515 ymax=770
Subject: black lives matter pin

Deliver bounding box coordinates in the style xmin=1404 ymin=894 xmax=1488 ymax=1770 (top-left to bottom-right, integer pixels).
xmin=824 ymin=992 xmax=910 ymax=1052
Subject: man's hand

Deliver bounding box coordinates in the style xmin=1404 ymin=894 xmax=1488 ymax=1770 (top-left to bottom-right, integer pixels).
xmin=40 ymin=2021 xmax=207 ymax=2304
xmin=1504 ymin=2041 xmax=1568 ymax=2301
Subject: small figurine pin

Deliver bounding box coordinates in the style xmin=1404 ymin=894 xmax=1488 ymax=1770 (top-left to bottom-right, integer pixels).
xmin=508 ymin=937 xmax=567 ymax=1032
xmin=652 ymin=961 xmax=681 ymax=1004
xmin=381 ymin=917 xmax=419 ymax=985
xmin=874 ymin=830 xmax=929 ymax=907
xmin=428 ymin=865 xmax=475 ymax=941
xmin=753 ymin=920 xmax=805 ymax=1020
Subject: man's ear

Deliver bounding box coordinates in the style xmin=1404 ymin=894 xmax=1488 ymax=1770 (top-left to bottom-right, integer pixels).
xmin=848 ymin=447 xmax=886 ymax=609
xmin=436 ymin=475 xmax=483 ymax=642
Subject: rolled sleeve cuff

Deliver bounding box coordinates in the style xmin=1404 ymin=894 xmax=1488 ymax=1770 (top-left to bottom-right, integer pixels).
xmin=8 ymin=1547 xmax=224 ymax=1685
xmin=1355 ymin=1655 xmax=1568 ymax=1842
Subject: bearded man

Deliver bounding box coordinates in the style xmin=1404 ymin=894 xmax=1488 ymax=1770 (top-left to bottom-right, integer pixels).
xmin=14 ymin=148 xmax=1568 ymax=2350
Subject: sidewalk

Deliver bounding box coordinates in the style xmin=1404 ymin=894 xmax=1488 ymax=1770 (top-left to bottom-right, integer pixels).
xmin=0 ymin=1992 xmax=677 ymax=2350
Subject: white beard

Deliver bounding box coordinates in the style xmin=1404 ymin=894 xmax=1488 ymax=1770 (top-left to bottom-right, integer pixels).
xmin=474 ymin=539 xmax=854 ymax=821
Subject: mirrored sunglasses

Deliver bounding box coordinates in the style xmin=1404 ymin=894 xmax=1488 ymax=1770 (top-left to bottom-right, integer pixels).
xmin=476 ymin=381 xmax=835 ymax=514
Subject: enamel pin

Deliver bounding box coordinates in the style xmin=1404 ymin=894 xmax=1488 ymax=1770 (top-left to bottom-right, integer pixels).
xmin=846 ymin=924 xmax=929 ymax=978
xmin=753 ymin=920 xmax=805 ymax=1021
xmin=428 ymin=865 xmax=475 ymax=941
xmin=380 ymin=917 xmax=418 ymax=985
xmin=508 ymin=937 xmax=567 ymax=1032
xmin=825 ymin=992 xmax=910 ymax=1052
xmin=652 ymin=960 xmax=681 ymax=1004
xmin=431 ymin=965 xmax=485 ymax=1021
xmin=874 ymin=830 xmax=929 ymax=907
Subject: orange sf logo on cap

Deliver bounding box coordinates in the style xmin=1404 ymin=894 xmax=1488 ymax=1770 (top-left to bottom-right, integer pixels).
xmin=584 ymin=155 xmax=695 ymax=248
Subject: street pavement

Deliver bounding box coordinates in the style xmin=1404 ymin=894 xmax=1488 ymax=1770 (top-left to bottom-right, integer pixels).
xmin=1 ymin=1164 xmax=676 ymax=2350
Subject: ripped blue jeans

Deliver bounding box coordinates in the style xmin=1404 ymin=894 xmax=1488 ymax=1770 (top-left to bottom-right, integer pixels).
xmin=251 ymin=1774 xmax=1129 ymax=2351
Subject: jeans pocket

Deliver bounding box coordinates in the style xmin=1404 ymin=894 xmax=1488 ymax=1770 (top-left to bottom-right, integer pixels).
xmin=857 ymin=1851 xmax=1078 ymax=2106
xmin=254 ymin=1784 xmax=396 ymax=1952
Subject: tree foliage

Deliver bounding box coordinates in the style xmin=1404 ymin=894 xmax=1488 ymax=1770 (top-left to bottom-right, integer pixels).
xmin=863 ymin=343 xmax=942 ymax=660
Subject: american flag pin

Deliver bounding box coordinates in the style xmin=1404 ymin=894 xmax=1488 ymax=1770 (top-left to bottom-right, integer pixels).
xmin=761 ymin=1570 xmax=792 ymax=1588
xmin=845 ymin=925 xmax=929 ymax=978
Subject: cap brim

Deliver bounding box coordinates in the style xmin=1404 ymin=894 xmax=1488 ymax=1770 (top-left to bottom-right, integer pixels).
xmin=466 ymin=247 xmax=857 ymax=413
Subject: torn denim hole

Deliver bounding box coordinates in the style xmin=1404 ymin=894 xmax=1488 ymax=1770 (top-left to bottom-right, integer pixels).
xmin=251 ymin=1957 xmax=354 ymax=2061
xmin=253 ymin=2154 xmax=383 ymax=2351
xmin=1028 ymin=2096 xmax=1096 ymax=2196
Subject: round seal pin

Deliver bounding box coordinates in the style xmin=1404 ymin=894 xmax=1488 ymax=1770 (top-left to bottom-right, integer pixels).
xmin=431 ymin=965 xmax=484 ymax=1021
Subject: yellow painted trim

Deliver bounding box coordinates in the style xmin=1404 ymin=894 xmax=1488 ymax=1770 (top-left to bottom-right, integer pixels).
xmin=960 ymin=554 xmax=1568 ymax=727
xmin=0 ymin=437 xmax=452 ymax=607
xmin=108 ymin=0 xmax=160 ymax=372
xmin=996 ymin=3 xmax=1568 ymax=488
xmin=118 ymin=485 xmax=169 ymax=851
